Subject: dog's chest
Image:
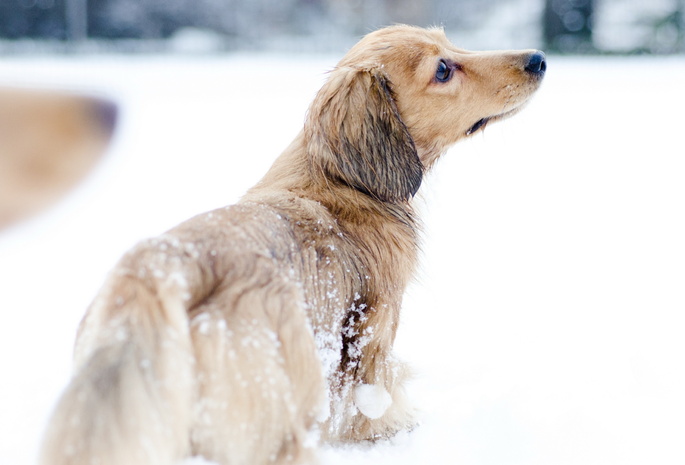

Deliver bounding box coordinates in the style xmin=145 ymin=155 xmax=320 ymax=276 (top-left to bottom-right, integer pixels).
xmin=288 ymin=212 xmax=417 ymax=381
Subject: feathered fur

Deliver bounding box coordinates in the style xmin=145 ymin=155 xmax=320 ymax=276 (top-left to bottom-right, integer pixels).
xmin=39 ymin=25 xmax=544 ymax=465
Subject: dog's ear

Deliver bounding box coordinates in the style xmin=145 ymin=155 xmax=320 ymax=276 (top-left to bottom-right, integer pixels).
xmin=305 ymin=67 xmax=423 ymax=203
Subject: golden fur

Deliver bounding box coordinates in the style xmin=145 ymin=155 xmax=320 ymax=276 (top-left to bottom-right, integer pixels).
xmin=0 ymin=89 xmax=115 ymax=228
xmin=39 ymin=25 xmax=545 ymax=465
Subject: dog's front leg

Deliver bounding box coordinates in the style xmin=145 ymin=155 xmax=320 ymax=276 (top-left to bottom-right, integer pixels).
xmin=333 ymin=299 xmax=417 ymax=442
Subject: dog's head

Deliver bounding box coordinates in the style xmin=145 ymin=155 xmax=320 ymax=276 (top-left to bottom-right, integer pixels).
xmin=0 ymin=89 xmax=117 ymax=228
xmin=305 ymin=25 xmax=545 ymax=203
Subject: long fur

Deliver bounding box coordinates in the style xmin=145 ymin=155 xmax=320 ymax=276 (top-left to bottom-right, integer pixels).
xmin=39 ymin=25 xmax=544 ymax=465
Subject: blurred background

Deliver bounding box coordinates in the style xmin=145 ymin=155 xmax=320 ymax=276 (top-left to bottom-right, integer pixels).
xmin=0 ymin=0 xmax=684 ymax=54
xmin=1 ymin=2 xmax=684 ymax=465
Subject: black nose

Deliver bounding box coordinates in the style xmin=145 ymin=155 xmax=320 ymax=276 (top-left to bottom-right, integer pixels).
xmin=524 ymin=51 xmax=547 ymax=75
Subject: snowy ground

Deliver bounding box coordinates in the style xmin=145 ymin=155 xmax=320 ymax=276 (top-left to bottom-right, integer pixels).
xmin=1 ymin=52 xmax=684 ymax=465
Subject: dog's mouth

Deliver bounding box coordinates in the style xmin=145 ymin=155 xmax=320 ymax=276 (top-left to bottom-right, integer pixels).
xmin=465 ymin=106 xmax=524 ymax=136
xmin=466 ymin=117 xmax=490 ymax=136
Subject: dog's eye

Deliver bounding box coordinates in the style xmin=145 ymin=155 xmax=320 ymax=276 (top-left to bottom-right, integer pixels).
xmin=435 ymin=60 xmax=452 ymax=82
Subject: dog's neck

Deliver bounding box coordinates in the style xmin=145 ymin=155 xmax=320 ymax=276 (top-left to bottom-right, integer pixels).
xmin=245 ymin=131 xmax=420 ymax=230
xmin=243 ymin=130 xmax=422 ymax=300
xmin=416 ymin=139 xmax=451 ymax=171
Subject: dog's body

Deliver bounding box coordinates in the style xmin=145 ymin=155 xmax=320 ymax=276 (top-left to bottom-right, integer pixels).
xmin=40 ymin=26 xmax=545 ymax=465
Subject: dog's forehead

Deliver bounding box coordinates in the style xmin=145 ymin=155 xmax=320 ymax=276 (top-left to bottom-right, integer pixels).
xmin=369 ymin=25 xmax=448 ymax=45
xmin=380 ymin=29 xmax=458 ymax=77
xmin=373 ymin=27 xmax=452 ymax=58
xmin=340 ymin=25 xmax=456 ymax=70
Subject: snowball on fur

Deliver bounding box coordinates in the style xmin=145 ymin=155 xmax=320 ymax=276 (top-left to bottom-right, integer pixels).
xmin=353 ymin=383 xmax=392 ymax=419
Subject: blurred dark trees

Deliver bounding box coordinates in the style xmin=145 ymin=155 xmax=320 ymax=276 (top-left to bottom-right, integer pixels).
xmin=0 ymin=0 xmax=332 ymax=40
xmin=0 ymin=0 xmax=457 ymax=41
xmin=0 ymin=0 xmax=69 ymax=40
xmin=0 ymin=0 xmax=683 ymax=53
xmin=544 ymin=0 xmax=594 ymax=52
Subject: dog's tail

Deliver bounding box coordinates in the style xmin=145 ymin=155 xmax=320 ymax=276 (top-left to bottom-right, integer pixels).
xmin=39 ymin=239 xmax=200 ymax=465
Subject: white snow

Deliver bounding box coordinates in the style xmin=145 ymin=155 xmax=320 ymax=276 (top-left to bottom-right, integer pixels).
xmin=354 ymin=384 xmax=392 ymax=420
xmin=1 ymin=53 xmax=684 ymax=465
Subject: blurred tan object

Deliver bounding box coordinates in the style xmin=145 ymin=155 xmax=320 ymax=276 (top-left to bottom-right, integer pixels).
xmin=0 ymin=88 xmax=116 ymax=228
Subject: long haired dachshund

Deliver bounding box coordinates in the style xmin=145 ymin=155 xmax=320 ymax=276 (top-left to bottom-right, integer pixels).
xmin=40 ymin=25 xmax=545 ymax=465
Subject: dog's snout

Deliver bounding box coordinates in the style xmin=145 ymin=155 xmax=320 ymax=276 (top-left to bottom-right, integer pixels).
xmin=524 ymin=51 xmax=547 ymax=76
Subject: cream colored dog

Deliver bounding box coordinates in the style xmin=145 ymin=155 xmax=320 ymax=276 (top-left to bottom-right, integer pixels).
xmin=40 ymin=25 xmax=545 ymax=465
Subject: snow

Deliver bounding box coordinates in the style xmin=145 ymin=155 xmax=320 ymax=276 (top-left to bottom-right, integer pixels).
xmin=1 ymin=53 xmax=685 ymax=465
xmin=354 ymin=384 xmax=392 ymax=420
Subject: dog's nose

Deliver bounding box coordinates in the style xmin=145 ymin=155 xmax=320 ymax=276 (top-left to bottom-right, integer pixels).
xmin=524 ymin=51 xmax=547 ymax=75
xmin=92 ymin=99 xmax=118 ymax=138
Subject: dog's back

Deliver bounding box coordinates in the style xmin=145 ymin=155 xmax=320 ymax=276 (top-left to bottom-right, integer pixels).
xmin=41 ymin=202 xmax=332 ymax=465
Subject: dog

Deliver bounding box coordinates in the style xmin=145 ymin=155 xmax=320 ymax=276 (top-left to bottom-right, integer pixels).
xmin=39 ymin=25 xmax=545 ymax=465
xmin=0 ymin=89 xmax=115 ymax=228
